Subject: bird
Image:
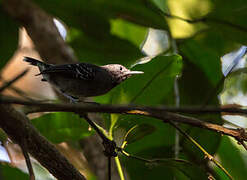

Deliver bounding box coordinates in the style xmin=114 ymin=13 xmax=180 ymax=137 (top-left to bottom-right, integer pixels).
xmin=23 ymin=57 xmax=143 ymax=103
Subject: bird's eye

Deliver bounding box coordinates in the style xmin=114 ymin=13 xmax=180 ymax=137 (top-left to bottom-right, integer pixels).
xmin=120 ymin=66 xmax=122 ymax=71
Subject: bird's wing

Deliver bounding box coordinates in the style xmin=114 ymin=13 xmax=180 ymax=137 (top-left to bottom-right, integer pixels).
xmin=39 ymin=63 xmax=96 ymax=80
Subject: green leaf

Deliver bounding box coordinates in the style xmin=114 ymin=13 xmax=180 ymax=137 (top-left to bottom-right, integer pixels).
xmin=0 ymin=129 xmax=7 ymax=142
xmin=123 ymin=124 xmax=156 ymax=145
xmin=1 ymin=164 xmax=28 ymax=180
xmin=96 ymin=54 xmax=182 ymax=105
xmin=121 ymin=146 xmax=208 ymax=180
xmin=110 ymin=19 xmax=148 ymax=47
xmin=216 ymin=136 xmax=247 ymax=180
xmin=205 ymin=0 xmax=247 ymax=44
xmin=0 ymin=8 xmax=18 ymax=69
xmin=68 ymin=28 xmax=144 ymax=66
xmin=179 ymin=31 xmax=225 ymax=87
xmin=31 ymin=112 xmax=93 ymax=143
xmin=34 ymin=0 xmax=169 ymax=31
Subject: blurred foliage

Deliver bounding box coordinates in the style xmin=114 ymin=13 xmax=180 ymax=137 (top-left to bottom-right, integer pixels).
xmin=31 ymin=112 xmax=93 ymax=143
xmin=1 ymin=0 xmax=247 ymax=179
xmin=0 ymin=164 xmax=28 ymax=180
xmin=0 ymin=6 xmax=18 ymax=69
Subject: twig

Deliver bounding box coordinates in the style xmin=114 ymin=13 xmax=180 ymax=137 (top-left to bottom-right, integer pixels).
xmin=0 ymin=96 xmax=247 ymax=143
xmin=3 ymin=95 xmax=247 ymax=116
xmin=168 ymin=121 xmax=233 ymax=180
xmin=20 ymin=143 xmax=35 ymax=180
xmin=108 ymin=156 xmax=111 ymax=180
xmin=120 ymin=149 xmax=189 ymax=165
xmin=239 ymin=141 xmax=247 ymax=151
xmin=114 ymin=156 xmax=125 ymax=180
xmin=81 ymin=114 xmax=109 ymax=142
xmin=78 ymin=113 xmax=117 ymax=179
xmin=0 ymin=69 xmax=29 ymax=93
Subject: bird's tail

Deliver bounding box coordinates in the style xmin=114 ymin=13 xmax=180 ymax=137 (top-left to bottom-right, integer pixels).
xmin=23 ymin=57 xmax=50 ymax=71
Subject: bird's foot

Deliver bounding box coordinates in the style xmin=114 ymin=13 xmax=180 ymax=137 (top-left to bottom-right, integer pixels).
xmin=83 ymin=101 xmax=101 ymax=106
xmin=60 ymin=92 xmax=79 ymax=104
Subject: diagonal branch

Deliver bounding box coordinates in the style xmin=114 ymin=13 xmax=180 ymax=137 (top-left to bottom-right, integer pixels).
xmin=0 ymin=103 xmax=85 ymax=180
xmin=2 ymin=0 xmax=76 ymax=64
xmin=0 ymin=69 xmax=29 ymax=93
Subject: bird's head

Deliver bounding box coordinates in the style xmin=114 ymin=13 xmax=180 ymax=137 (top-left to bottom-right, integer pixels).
xmin=102 ymin=64 xmax=143 ymax=84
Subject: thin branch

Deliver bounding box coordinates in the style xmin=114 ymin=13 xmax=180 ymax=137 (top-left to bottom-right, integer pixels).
xmin=168 ymin=121 xmax=233 ymax=180
xmin=0 ymin=96 xmax=246 ymax=143
xmin=20 ymin=143 xmax=35 ymax=180
xmin=0 ymin=75 xmax=38 ymax=101
xmin=0 ymin=69 xmax=29 ymax=93
xmin=81 ymin=114 xmax=109 ymax=142
xmin=120 ymin=149 xmax=189 ymax=165
xmin=163 ymin=12 xmax=247 ymax=33
xmin=108 ymin=157 xmax=111 ymax=180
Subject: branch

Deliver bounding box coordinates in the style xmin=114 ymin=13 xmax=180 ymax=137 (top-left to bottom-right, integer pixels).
xmin=0 ymin=103 xmax=85 ymax=180
xmin=164 ymin=13 xmax=247 ymax=33
xmin=0 ymin=69 xmax=29 ymax=93
xmin=1 ymin=96 xmax=246 ymax=143
xmin=2 ymin=0 xmax=76 ymax=64
xmin=20 ymin=143 xmax=35 ymax=180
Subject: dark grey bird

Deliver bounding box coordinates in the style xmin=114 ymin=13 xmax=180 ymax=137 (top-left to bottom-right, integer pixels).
xmin=23 ymin=57 xmax=143 ymax=102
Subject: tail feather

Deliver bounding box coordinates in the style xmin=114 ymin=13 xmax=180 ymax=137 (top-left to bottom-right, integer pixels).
xmin=23 ymin=57 xmax=51 ymax=72
xmin=23 ymin=57 xmax=45 ymax=66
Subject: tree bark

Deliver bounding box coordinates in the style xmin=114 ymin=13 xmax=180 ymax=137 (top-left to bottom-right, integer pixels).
xmin=0 ymin=104 xmax=85 ymax=180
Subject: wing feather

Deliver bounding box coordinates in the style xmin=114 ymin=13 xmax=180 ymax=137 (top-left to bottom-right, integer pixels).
xmin=40 ymin=63 xmax=96 ymax=80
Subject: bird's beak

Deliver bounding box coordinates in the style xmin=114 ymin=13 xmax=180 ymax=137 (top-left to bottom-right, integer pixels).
xmin=125 ymin=70 xmax=144 ymax=75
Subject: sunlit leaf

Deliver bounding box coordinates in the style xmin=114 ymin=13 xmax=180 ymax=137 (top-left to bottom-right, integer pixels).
xmin=217 ymin=136 xmax=247 ymax=180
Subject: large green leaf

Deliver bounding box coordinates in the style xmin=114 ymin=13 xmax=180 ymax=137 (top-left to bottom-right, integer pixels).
xmin=216 ymin=136 xmax=247 ymax=180
xmin=96 ymin=54 xmax=182 ymax=105
xmin=0 ymin=8 xmax=18 ymax=69
xmin=31 ymin=112 xmax=93 ymax=143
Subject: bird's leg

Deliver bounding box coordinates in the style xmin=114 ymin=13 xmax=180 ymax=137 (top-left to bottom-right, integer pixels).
xmin=60 ymin=91 xmax=79 ymax=103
